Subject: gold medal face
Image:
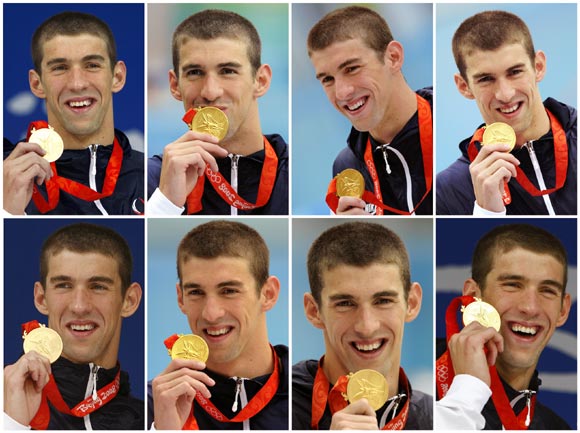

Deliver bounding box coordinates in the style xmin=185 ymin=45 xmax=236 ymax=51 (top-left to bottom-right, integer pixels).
xmin=23 ymin=326 xmax=63 ymax=363
xmin=336 ymin=168 xmax=365 ymax=198
xmin=482 ymin=122 xmax=516 ymax=152
xmin=190 ymin=107 xmax=229 ymax=141
xmin=170 ymin=334 xmax=209 ymax=363
xmin=462 ymin=298 xmax=501 ymax=332
xmin=29 ymin=127 xmax=64 ymax=162
xmin=346 ymin=369 xmax=389 ymax=411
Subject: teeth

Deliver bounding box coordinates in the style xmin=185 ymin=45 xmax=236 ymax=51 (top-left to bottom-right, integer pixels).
xmin=206 ymin=328 xmax=229 ymax=336
xmin=69 ymin=100 xmax=91 ymax=107
xmin=512 ymin=324 xmax=537 ymax=335
xmin=347 ymin=99 xmax=365 ymax=111
xmin=500 ymin=104 xmax=518 ymax=114
xmin=71 ymin=324 xmax=94 ymax=331
xmin=355 ymin=342 xmax=381 ymax=352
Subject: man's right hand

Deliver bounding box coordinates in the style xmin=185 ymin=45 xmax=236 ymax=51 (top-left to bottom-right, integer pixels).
xmin=448 ymin=321 xmax=504 ymax=387
xmin=3 ymin=142 xmax=53 ymax=215
xmin=4 ymin=351 xmax=52 ymax=426
xmin=158 ymin=131 xmax=229 ymax=208
xmin=469 ymin=143 xmax=520 ymax=213
xmin=336 ymin=196 xmax=371 ymax=215
xmin=330 ymin=399 xmax=378 ymax=430
xmin=152 ymin=359 xmax=216 ymax=430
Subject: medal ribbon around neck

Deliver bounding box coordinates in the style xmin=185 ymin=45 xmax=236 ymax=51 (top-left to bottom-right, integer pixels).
xmin=27 ymin=121 xmax=123 ymax=213
xmin=467 ymin=109 xmax=568 ymax=199
xmin=325 ymin=94 xmax=432 ymax=215
xmin=23 ymin=321 xmax=121 ymax=430
xmin=435 ymin=296 xmax=536 ymax=429
xmin=311 ymin=357 xmax=410 ymax=430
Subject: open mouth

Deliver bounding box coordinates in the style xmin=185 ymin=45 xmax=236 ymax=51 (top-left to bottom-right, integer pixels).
xmin=510 ymin=322 xmax=540 ymax=338
xmin=68 ymin=322 xmax=97 ymax=335
xmin=497 ymin=102 xmax=522 ymax=116
xmin=204 ymin=326 xmax=233 ymax=338
xmin=344 ymin=96 xmax=368 ymax=113
xmin=351 ymin=339 xmax=385 ymax=354
xmin=67 ymin=98 xmax=95 ymax=110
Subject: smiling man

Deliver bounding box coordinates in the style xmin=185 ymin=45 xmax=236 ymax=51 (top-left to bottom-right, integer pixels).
xmin=147 ymin=9 xmax=288 ymax=215
xmin=436 ymin=224 xmax=572 ymax=429
xmin=307 ymin=5 xmax=433 ymax=215
xmin=437 ymin=10 xmax=577 ymax=215
xmin=3 ymin=11 xmax=144 ymax=215
xmin=149 ymin=220 xmax=288 ymax=429
xmin=292 ymin=222 xmax=432 ymax=430
xmin=3 ymin=223 xmax=144 ymax=429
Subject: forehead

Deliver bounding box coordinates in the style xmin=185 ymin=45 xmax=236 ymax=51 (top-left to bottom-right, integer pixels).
xmin=40 ymin=34 xmax=109 ymax=61
xmin=177 ymin=36 xmax=250 ymax=67
xmin=46 ymin=250 xmax=120 ymax=279
xmin=463 ymin=43 xmax=531 ymax=77
xmin=487 ymin=247 xmax=565 ymax=281
xmin=180 ymin=255 xmax=252 ymax=278
xmin=310 ymin=38 xmax=376 ymax=71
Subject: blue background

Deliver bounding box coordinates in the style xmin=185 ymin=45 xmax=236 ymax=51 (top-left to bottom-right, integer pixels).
xmin=436 ymin=218 xmax=577 ymax=428
xmin=3 ymin=3 xmax=145 ymax=151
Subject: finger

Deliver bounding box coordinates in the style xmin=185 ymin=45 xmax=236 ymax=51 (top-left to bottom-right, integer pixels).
xmin=6 ymin=142 xmax=47 ymax=160
xmin=343 ymin=398 xmax=375 ymax=416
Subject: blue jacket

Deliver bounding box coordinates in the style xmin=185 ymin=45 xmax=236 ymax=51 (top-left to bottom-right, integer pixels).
xmin=437 ymin=98 xmax=577 ymax=215
xmin=147 ymin=134 xmax=288 ymax=215
xmin=332 ymin=87 xmax=433 ymax=215
xmin=3 ymin=129 xmax=144 ymax=215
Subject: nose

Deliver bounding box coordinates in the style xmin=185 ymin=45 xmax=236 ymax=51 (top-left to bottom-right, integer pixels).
xmin=334 ymin=77 xmax=354 ymax=102
xmin=494 ymin=78 xmax=516 ymax=103
xmin=199 ymin=73 xmax=223 ymax=103
xmin=69 ymin=66 xmax=89 ymax=91
xmin=353 ymin=305 xmax=380 ymax=336
xmin=70 ymin=288 xmax=92 ymax=315
xmin=517 ymin=289 xmax=541 ymax=317
xmin=201 ymin=295 xmax=225 ymax=323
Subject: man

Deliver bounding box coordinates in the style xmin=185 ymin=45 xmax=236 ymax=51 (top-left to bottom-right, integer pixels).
xmin=437 ymin=10 xmax=577 ymax=215
xmin=293 ymin=222 xmax=432 ymax=429
xmin=3 ymin=11 xmax=144 ymax=215
xmin=147 ymin=9 xmax=289 ymax=215
xmin=436 ymin=223 xmax=572 ymax=429
xmin=149 ymin=220 xmax=288 ymax=429
xmin=4 ymin=222 xmax=144 ymax=429
xmin=307 ymin=6 xmax=433 ymax=215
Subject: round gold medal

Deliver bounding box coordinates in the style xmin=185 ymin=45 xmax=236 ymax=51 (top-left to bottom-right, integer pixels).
xmin=170 ymin=334 xmax=209 ymax=363
xmin=23 ymin=326 xmax=63 ymax=363
xmin=29 ymin=127 xmax=64 ymax=162
xmin=336 ymin=168 xmax=365 ymax=198
xmin=346 ymin=369 xmax=389 ymax=411
xmin=190 ymin=107 xmax=229 ymax=141
xmin=462 ymin=298 xmax=501 ymax=332
xmin=482 ymin=122 xmax=516 ymax=152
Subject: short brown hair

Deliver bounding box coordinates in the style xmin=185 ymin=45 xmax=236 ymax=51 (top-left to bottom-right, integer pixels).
xmin=472 ymin=224 xmax=568 ymax=294
xmin=177 ymin=221 xmax=269 ymax=292
xmin=40 ymin=223 xmax=133 ymax=296
xmin=32 ymin=11 xmax=117 ymax=75
xmin=307 ymin=222 xmax=411 ymax=305
xmin=307 ymin=5 xmax=394 ymax=60
xmin=452 ymin=10 xmax=536 ymax=81
xmin=172 ymin=9 xmax=262 ymax=78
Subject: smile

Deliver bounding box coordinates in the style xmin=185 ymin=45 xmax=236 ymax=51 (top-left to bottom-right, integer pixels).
xmin=67 ymin=98 xmax=94 ymax=108
xmin=205 ymin=326 xmax=232 ymax=337
xmin=498 ymin=102 xmax=521 ymax=114
xmin=352 ymin=339 xmax=385 ymax=353
xmin=510 ymin=322 xmax=540 ymax=337
xmin=344 ymin=96 xmax=367 ymax=112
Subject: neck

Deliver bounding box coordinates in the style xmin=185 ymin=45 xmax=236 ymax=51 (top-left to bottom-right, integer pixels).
xmin=496 ymin=360 xmax=535 ymax=391
xmin=370 ymin=80 xmax=417 ymax=144
xmin=515 ymin=105 xmax=551 ymax=147
xmin=220 ymin=107 xmax=264 ymax=156
xmin=207 ymin=341 xmax=273 ymax=379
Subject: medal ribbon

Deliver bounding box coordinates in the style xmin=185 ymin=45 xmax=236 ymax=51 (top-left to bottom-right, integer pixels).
xmin=467 ymin=109 xmax=568 ymax=199
xmin=436 ymin=296 xmax=536 ymax=429
xmin=22 ymin=321 xmax=121 ymax=430
xmin=27 ymin=121 xmax=124 ymax=213
xmin=311 ymin=357 xmax=410 ymax=430
xmin=326 ymin=94 xmax=432 ymax=214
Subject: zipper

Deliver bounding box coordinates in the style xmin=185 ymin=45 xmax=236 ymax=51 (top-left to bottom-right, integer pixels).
xmin=230 ymin=154 xmax=240 ymax=216
xmin=375 ymin=144 xmax=415 ymax=213
xmin=510 ymin=389 xmax=536 ymax=427
xmin=522 ymin=141 xmax=555 ymax=215
xmin=376 ymin=144 xmax=392 ymax=174
xmin=88 ymin=145 xmax=109 ymax=216
xmin=82 ymin=363 xmax=100 ymax=430
xmin=232 ymin=377 xmax=243 ymax=412
xmin=379 ymin=393 xmax=406 ymax=427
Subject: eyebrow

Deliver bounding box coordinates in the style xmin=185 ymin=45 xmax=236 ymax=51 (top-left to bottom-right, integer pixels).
xmin=181 ymin=61 xmax=243 ymax=73
xmin=45 ymin=54 xmax=106 ymax=67
xmin=328 ymin=290 xmax=400 ymax=302
xmin=182 ymin=280 xmax=245 ymax=290
xmin=315 ymin=57 xmax=360 ymax=81
xmin=471 ymin=62 xmax=527 ymax=81
xmin=497 ymin=274 xmax=565 ymax=292
xmin=48 ymin=275 xmax=115 ymax=284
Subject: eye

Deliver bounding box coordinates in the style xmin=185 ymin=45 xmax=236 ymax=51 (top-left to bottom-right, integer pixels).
xmin=186 ymin=288 xmax=204 ymax=296
xmin=508 ymin=68 xmax=523 ymax=77
xmin=320 ymin=76 xmax=334 ymax=86
xmin=220 ymin=68 xmax=238 ymax=75
xmin=540 ymin=286 xmax=560 ymax=298
xmin=476 ymin=75 xmax=493 ymax=84
xmin=345 ymin=65 xmax=360 ymax=74
xmin=86 ymin=62 xmax=102 ymax=70
xmin=54 ymin=282 xmax=73 ymax=289
xmin=221 ymin=287 xmax=239 ymax=296
xmin=184 ymin=69 xmax=203 ymax=78
xmin=375 ymin=297 xmax=394 ymax=306
xmin=91 ymin=284 xmax=108 ymax=291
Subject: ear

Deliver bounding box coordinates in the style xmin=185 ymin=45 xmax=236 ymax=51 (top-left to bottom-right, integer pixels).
xmin=120 ymin=282 xmax=142 ymax=318
xmin=33 ymin=282 xmax=49 ymax=316
xmin=405 ymin=282 xmax=422 ymax=322
xmin=463 ymin=278 xmax=482 ymax=297
xmin=169 ymin=69 xmax=183 ymax=102
xmin=454 ymin=73 xmax=475 ymax=100
xmin=111 ymin=61 xmax=127 ymax=94
xmin=384 ymin=41 xmax=404 ymax=71
xmin=260 ymin=276 xmax=280 ymax=312
xmin=176 ymin=282 xmax=187 ymax=314
xmin=534 ymin=50 xmax=547 ymax=83
xmin=556 ymin=293 xmax=571 ymax=327
xmin=304 ymin=293 xmax=325 ymax=330
xmin=29 ymin=69 xmax=46 ymax=99
xmin=253 ymin=64 xmax=272 ymax=98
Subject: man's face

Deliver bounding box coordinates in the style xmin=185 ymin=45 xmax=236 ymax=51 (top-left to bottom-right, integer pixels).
xmin=34 ymin=250 xmax=128 ymax=368
xmin=177 ymin=256 xmax=267 ymax=368
xmin=476 ymin=248 xmax=570 ymax=373
xmin=307 ymin=263 xmax=420 ymax=381
xmin=455 ymin=43 xmax=545 ymax=138
xmin=170 ymin=37 xmax=263 ymax=143
xmin=29 ymin=34 xmax=125 ymax=143
xmin=310 ymin=38 xmax=394 ymax=134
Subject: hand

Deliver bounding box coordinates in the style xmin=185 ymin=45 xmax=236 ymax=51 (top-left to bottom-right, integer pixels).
xmin=158 ymin=131 xmax=229 ymax=207
xmin=152 ymin=359 xmax=216 ymax=430
xmin=469 ymin=143 xmax=520 ymax=212
xmin=336 ymin=196 xmax=370 ymax=215
xmin=4 ymin=351 xmax=52 ymax=426
xmin=448 ymin=321 xmax=504 ymax=387
xmin=3 ymin=142 xmax=53 ymax=214
xmin=330 ymin=399 xmax=378 ymax=430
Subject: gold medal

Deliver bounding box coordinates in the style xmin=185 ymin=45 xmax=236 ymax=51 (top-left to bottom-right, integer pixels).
xmin=482 ymin=122 xmax=516 ymax=152
xmin=29 ymin=126 xmax=64 ymax=162
xmin=462 ymin=297 xmax=501 ymax=332
xmin=336 ymin=168 xmax=365 ymax=198
xmin=346 ymin=369 xmax=389 ymax=411
xmin=189 ymin=107 xmax=229 ymax=141
xmin=170 ymin=334 xmax=209 ymax=363
xmin=23 ymin=325 xmax=63 ymax=363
